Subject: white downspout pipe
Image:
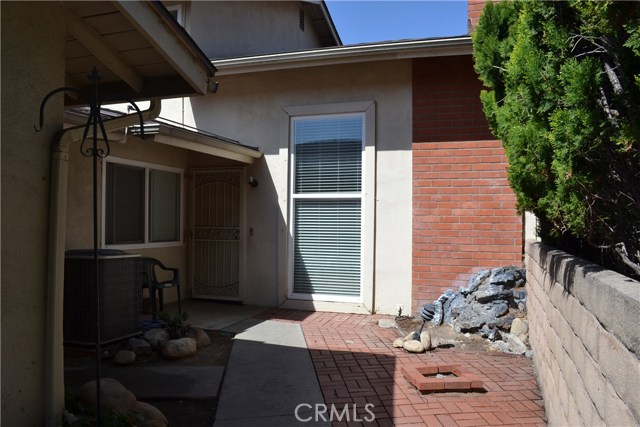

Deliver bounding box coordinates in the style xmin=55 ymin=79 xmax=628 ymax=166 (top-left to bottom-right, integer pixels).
xmin=45 ymin=100 xmax=161 ymax=426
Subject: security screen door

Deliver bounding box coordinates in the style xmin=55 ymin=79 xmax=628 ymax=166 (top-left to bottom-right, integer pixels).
xmin=192 ymin=169 xmax=241 ymax=300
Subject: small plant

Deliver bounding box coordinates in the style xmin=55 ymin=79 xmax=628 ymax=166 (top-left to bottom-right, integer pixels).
xmin=158 ymin=311 xmax=190 ymax=339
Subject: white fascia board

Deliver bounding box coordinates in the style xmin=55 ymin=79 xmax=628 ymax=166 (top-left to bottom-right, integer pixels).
xmin=213 ymin=37 xmax=472 ymax=76
xmin=153 ymin=126 xmax=263 ymax=164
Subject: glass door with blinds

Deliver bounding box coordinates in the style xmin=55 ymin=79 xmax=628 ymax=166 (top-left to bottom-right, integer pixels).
xmin=289 ymin=113 xmax=364 ymax=302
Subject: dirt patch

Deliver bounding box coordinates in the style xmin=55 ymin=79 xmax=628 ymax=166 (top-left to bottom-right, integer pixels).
xmin=394 ymin=316 xmax=493 ymax=352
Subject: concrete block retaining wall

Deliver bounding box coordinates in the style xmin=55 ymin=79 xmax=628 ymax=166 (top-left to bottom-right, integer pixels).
xmin=525 ymin=242 xmax=640 ymax=426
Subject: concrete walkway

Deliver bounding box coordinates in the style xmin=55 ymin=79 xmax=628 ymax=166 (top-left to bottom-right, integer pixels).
xmin=213 ymin=319 xmax=328 ymax=427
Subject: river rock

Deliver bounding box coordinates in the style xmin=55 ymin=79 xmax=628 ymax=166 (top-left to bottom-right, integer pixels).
xmin=505 ymin=333 xmax=528 ymax=354
xmin=420 ymin=330 xmax=431 ymax=350
xmin=113 ymin=350 xmax=136 ymax=365
xmin=392 ymin=337 xmax=405 ymax=348
xmin=79 ymin=378 xmax=136 ymax=413
xmin=186 ymin=327 xmax=211 ymax=348
xmin=161 ymin=337 xmax=197 ymax=359
xmin=510 ymin=318 xmax=529 ymax=337
xmin=134 ymin=401 xmax=168 ymax=427
xmin=403 ymin=340 xmax=425 ymax=353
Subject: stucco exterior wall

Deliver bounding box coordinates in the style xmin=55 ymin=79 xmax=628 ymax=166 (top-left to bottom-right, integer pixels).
xmin=188 ymin=1 xmax=328 ymax=59
xmin=174 ymin=60 xmax=414 ymax=314
xmin=1 ymin=2 xmax=65 ymax=424
xmin=525 ymin=242 xmax=640 ymax=426
xmin=64 ymin=133 xmax=238 ymax=306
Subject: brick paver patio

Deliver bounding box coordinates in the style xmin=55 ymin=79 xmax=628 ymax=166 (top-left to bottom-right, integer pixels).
xmin=256 ymin=309 xmax=546 ymax=427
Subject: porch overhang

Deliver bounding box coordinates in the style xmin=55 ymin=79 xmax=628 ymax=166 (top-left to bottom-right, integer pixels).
xmin=141 ymin=122 xmax=263 ymax=164
xmin=64 ymin=1 xmax=218 ymax=106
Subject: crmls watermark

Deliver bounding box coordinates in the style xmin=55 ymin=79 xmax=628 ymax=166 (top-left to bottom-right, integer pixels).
xmin=295 ymin=403 xmax=375 ymax=423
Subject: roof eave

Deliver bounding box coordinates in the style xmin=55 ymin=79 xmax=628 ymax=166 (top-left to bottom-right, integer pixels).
xmin=114 ymin=0 xmax=217 ymax=95
xmin=213 ymin=36 xmax=472 ymax=76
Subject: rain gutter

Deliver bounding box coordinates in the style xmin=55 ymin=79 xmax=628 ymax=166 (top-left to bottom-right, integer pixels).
xmin=213 ymin=36 xmax=472 ymax=76
xmin=45 ymin=100 xmax=161 ymax=426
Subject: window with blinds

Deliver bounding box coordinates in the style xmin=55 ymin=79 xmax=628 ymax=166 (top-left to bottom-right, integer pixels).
xmin=105 ymin=160 xmax=182 ymax=247
xmin=290 ymin=114 xmax=364 ymax=299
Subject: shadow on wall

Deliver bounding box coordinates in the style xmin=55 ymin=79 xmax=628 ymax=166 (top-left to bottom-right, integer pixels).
xmin=537 ymin=244 xmax=604 ymax=295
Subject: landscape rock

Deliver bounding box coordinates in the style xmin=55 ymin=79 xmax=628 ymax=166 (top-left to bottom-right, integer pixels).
xmin=480 ymin=324 xmax=502 ymax=342
xmin=161 ymin=337 xmax=197 ymax=359
xmin=378 ymin=318 xmax=397 ymax=329
xmin=453 ymin=300 xmax=509 ymax=332
xmin=113 ymin=350 xmax=136 ymax=365
xmin=505 ymin=333 xmax=528 ymax=354
xmin=144 ymin=328 xmax=169 ymax=349
xmin=134 ymin=401 xmax=168 ymax=427
xmin=420 ymin=331 xmax=431 ymax=350
xmin=510 ymin=318 xmax=529 ymax=338
xmin=79 ymin=378 xmax=136 ymax=413
xmin=186 ymin=327 xmax=211 ymax=348
xmin=404 ymin=331 xmax=419 ymax=341
xmin=489 ymin=340 xmax=512 ymax=353
xmin=127 ymin=337 xmax=152 ymax=356
xmin=403 ymin=340 xmax=425 ymax=353
xmin=392 ymin=337 xmax=405 ymax=348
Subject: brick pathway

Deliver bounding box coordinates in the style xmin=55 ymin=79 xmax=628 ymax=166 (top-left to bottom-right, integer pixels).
xmin=256 ymin=309 xmax=546 ymax=427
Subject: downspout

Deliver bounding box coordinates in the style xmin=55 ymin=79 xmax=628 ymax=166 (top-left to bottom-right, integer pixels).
xmin=45 ymin=100 xmax=161 ymax=426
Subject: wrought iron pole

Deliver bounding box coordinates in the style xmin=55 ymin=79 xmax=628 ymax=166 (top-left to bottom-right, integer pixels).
xmin=37 ymin=67 xmax=145 ymax=426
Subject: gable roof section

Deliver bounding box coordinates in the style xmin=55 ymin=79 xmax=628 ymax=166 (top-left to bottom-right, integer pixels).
xmin=302 ymin=1 xmax=342 ymax=47
xmin=212 ymin=36 xmax=472 ymax=75
xmin=64 ymin=0 xmax=218 ymax=106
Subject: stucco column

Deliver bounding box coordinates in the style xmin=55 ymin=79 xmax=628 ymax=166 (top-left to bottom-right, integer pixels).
xmin=1 ymin=2 xmax=65 ymax=425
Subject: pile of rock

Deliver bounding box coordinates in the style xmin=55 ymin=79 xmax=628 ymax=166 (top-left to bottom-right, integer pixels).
xmin=388 ymin=266 xmax=532 ymax=355
xmin=430 ymin=266 xmax=530 ymax=354
xmin=432 ymin=266 xmax=526 ymax=330
xmin=112 ymin=326 xmax=211 ymax=365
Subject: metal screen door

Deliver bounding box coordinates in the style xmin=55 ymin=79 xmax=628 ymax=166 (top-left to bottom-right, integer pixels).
xmin=191 ymin=170 xmax=241 ymax=300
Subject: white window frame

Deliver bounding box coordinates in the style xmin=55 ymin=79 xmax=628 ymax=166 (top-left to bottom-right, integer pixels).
xmin=284 ymin=101 xmax=376 ymax=306
xmin=102 ymin=157 xmax=184 ymax=250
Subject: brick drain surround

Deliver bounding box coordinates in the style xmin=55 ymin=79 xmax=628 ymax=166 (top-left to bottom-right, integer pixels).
xmin=402 ymin=364 xmax=485 ymax=393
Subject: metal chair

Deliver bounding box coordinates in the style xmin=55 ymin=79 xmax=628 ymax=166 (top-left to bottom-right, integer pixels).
xmin=139 ymin=257 xmax=181 ymax=321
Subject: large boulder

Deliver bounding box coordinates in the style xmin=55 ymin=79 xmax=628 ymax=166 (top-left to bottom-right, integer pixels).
xmin=134 ymin=401 xmax=168 ymax=427
xmin=161 ymin=337 xmax=197 ymax=359
xmin=78 ymin=378 xmax=136 ymax=413
xmin=186 ymin=327 xmax=211 ymax=348
xmin=113 ymin=350 xmax=136 ymax=366
xmin=403 ymin=340 xmax=425 ymax=353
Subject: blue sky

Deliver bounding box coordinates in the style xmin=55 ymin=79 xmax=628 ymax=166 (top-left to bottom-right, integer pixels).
xmin=325 ymin=1 xmax=468 ymax=45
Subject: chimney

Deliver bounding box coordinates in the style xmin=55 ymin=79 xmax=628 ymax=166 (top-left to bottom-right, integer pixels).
xmin=467 ymin=0 xmax=489 ymax=34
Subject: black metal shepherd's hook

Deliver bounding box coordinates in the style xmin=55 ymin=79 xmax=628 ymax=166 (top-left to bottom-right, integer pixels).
xmin=37 ymin=67 xmax=145 ymax=426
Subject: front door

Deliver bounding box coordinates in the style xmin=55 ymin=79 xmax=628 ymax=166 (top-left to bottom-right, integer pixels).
xmin=191 ymin=169 xmax=242 ymax=300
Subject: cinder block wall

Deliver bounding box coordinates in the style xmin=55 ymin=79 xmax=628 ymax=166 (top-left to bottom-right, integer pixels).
xmin=526 ymin=242 xmax=640 ymax=426
xmin=411 ymin=56 xmax=522 ymax=312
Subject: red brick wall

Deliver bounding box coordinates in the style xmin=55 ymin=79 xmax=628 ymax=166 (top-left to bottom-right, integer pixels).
xmin=467 ymin=0 xmax=488 ymax=33
xmin=412 ymin=56 xmax=522 ymax=313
